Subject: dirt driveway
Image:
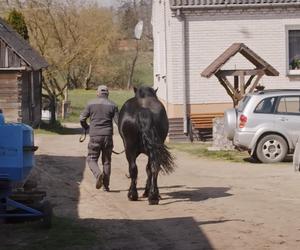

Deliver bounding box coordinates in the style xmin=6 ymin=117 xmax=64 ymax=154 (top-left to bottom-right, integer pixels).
xmin=31 ymin=124 xmax=300 ymax=250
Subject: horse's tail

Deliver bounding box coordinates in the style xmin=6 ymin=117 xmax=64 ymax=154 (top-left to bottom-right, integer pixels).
xmin=137 ymin=109 xmax=175 ymax=174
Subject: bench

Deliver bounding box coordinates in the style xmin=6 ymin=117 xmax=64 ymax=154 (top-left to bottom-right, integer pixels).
xmin=189 ymin=112 xmax=224 ymax=141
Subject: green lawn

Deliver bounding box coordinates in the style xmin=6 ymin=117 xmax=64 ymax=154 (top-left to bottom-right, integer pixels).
xmin=64 ymin=89 xmax=134 ymax=123
xmin=169 ymin=143 xmax=249 ymax=163
xmin=134 ymin=51 xmax=153 ymax=86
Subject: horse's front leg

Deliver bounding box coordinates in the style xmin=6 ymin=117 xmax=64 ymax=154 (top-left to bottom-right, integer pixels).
xmin=148 ymin=164 xmax=160 ymax=205
xmin=126 ymin=151 xmax=138 ymax=201
xmin=142 ymin=159 xmax=151 ymax=198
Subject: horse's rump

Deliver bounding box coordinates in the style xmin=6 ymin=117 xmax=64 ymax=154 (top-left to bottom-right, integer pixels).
xmin=137 ymin=108 xmax=174 ymax=174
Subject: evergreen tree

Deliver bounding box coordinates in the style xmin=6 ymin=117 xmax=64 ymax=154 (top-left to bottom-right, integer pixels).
xmin=7 ymin=9 xmax=29 ymax=40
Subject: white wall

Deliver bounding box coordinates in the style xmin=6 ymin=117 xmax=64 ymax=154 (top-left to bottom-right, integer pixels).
xmin=167 ymin=8 xmax=300 ymax=105
xmin=152 ymin=0 xmax=167 ymax=100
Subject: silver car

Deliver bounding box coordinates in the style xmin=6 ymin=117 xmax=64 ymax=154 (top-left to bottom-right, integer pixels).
xmin=224 ymin=89 xmax=300 ymax=163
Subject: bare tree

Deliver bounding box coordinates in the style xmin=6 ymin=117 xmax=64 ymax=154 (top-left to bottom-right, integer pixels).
xmin=18 ymin=0 xmax=120 ymax=121
xmin=117 ymin=0 xmax=152 ymax=89
xmin=1 ymin=0 xmax=152 ymax=118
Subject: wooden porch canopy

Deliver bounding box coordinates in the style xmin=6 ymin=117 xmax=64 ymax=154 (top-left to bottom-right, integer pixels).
xmin=201 ymin=43 xmax=279 ymax=106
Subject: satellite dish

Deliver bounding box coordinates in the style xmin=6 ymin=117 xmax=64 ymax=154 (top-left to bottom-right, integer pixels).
xmin=134 ymin=20 xmax=143 ymax=40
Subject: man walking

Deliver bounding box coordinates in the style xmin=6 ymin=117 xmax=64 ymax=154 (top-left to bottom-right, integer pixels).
xmin=80 ymin=85 xmax=118 ymax=191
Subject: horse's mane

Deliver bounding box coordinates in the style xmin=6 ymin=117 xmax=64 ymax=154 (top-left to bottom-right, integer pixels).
xmin=134 ymin=86 xmax=158 ymax=99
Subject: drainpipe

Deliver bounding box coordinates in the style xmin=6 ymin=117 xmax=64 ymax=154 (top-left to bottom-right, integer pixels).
xmin=178 ymin=10 xmax=188 ymax=134
xmin=163 ymin=0 xmax=168 ymax=113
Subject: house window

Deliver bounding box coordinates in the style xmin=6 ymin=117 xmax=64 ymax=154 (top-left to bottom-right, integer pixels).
xmin=288 ymin=30 xmax=300 ymax=75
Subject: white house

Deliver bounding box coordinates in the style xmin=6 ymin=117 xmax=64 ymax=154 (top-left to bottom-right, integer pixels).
xmin=152 ymin=0 xmax=300 ymax=139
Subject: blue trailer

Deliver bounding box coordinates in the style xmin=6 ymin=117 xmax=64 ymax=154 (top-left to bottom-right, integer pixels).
xmin=0 ymin=111 xmax=52 ymax=227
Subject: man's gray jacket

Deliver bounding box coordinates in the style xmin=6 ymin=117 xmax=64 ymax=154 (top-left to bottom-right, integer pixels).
xmin=80 ymin=96 xmax=118 ymax=136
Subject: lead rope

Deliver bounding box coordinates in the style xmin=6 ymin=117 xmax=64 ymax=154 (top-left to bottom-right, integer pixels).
xmin=79 ymin=129 xmax=87 ymax=143
xmin=112 ymin=149 xmax=125 ymax=155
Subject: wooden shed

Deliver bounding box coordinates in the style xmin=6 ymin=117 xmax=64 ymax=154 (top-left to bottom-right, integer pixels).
xmin=0 ymin=18 xmax=48 ymax=127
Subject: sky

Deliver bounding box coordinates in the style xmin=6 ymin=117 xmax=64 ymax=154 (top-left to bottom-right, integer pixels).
xmin=97 ymin=0 xmax=120 ymax=7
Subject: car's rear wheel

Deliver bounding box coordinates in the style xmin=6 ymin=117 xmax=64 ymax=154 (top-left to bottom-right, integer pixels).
xmin=256 ymin=134 xmax=288 ymax=163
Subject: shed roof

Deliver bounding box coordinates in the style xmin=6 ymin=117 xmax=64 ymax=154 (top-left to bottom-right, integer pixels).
xmin=201 ymin=43 xmax=279 ymax=78
xmin=0 ymin=18 xmax=48 ymax=71
xmin=170 ymin=0 xmax=300 ymax=9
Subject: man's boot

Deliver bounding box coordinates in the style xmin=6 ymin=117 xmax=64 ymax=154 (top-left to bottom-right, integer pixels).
xmin=96 ymin=173 xmax=103 ymax=189
xmin=103 ymin=175 xmax=110 ymax=192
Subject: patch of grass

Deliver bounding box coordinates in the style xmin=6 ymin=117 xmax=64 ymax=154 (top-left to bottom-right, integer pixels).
xmin=64 ymin=89 xmax=134 ymax=123
xmin=169 ymin=143 xmax=249 ymax=163
xmin=1 ymin=217 xmax=100 ymax=250
xmin=134 ymin=51 xmax=153 ymax=86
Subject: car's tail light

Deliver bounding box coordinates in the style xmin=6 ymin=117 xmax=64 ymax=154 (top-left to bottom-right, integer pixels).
xmin=239 ymin=114 xmax=247 ymax=128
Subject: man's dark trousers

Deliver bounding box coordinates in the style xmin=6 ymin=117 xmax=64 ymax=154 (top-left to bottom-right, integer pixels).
xmin=87 ymin=135 xmax=113 ymax=188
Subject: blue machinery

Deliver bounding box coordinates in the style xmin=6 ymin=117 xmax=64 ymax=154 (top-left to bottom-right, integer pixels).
xmin=0 ymin=111 xmax=52 ymax=227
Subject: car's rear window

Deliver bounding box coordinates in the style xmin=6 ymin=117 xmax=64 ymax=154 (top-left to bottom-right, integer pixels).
xmin=254 ymin=97 xmax=277 ymax=114
xmin=237 ymin=95 xmax=251 ymax=112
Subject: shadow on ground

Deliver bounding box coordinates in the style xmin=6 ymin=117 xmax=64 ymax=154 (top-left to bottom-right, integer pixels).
xmin=38 ymin=122 xmax=82 ymax=135
xmin=0 ymin=216 xmax=222 ymax=250
xmin=0 ymin=154 xmax=233 ymax=250
xmin=243 ymin=155 xmax=293 ymax=164
xmin=161 ymin=186 xmax=232 ymax=205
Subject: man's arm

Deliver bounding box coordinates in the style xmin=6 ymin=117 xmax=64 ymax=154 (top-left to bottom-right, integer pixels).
xmin=80 ymin=105 xmax=90 ymax=130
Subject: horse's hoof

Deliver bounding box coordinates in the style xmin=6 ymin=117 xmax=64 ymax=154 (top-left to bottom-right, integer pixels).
xmin=128 ymin=192 xmax=138 ymax=201
xmin=142 ymin=192 xmax=149 ymax=198
xmin=148 ymin=199 xmax=159 ymax=205
xmin=128 ymin=196 xmax=138 ymax=201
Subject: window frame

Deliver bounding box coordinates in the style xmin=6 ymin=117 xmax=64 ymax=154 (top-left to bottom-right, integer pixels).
xmin=286 ymin=25 xmax=300 ymax=76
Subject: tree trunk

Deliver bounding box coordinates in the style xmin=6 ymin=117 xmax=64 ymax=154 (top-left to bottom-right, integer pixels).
xmin=127 ymin=40 xmax=139 ymax=89
xmin=49 ymin=95 xmax=56 ymax=124
xmin=84 ymin=63 xmax=92 ymax=90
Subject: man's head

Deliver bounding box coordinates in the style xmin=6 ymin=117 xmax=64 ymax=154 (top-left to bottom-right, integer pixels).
xmin=97 ymin=85 xmax=109 ymax=97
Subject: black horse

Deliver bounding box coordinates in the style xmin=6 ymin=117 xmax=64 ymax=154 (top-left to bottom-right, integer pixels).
xmin=118 ymin=86 xmax=175 ymax=205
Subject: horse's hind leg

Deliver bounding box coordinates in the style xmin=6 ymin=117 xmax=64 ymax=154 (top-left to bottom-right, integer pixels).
xmin=142 ymin=159 xmax=151 ymax=198
xmin=148 ymin=165 xmax=160 ymax=205
xmin=126 ymin=151 xmax=139 ymax=201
